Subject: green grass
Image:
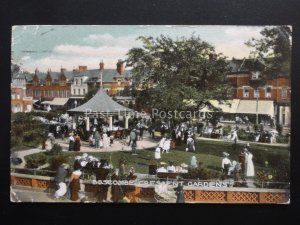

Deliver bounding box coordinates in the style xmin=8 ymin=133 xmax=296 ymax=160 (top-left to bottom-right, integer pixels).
xmin=23 ymin=139 xmax=289 ymax=176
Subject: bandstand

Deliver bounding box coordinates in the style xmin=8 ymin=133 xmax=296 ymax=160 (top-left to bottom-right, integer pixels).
xmin=68 ymin=88 xmax=133 ymax=133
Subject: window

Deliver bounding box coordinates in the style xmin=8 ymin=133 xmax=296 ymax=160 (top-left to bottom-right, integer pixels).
xmin=17 ymin=94 xmax=20 ymax=99
xmin=83 ymin=89 xmax=86 ymax=95
xmin=254 ymin=88 xmax=260 ymax=98
xmin=265 ymin=86 xmax=272 ymax=98
xmin=76 ymin=79 xmax=78 ymax=85
xmin=282 ymin=87 xmax=288 ymax=97
xmin=243 ymin=87 xmax=249 ymax=98
xmin=251 ymin=71 xmax=261 ymax=79
xmin=78 ymin=89 xmax=81 ymax=95
xmin=11 ymin=94 xmax=15 ymax=99
xmin=46 ymin=81 xmax=51 ymax=86
xmin=73 ymin=89 xmax=76 ymax=95
xmin=81 ymin=79 xmax=83 ymax=84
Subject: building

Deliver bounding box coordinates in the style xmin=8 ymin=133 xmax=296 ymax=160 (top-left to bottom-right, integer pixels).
xmin=11 ymin=72 xmax=33 ymax=113
xmin=26 ymin=68 xmax=72 ymax=101
xmin=70 ymin=60 xmax=132 ymax=107
xmin=20 ymin=59 xmax=132 ymax=111
xmin=226 ymin=59 xmax=291 ymax=126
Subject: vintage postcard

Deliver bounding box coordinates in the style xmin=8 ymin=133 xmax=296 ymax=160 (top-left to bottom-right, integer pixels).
xmin=10 ymin=25 xmax=290 ymax=203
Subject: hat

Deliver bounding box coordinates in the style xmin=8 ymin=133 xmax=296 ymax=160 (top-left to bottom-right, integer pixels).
xmin=223 ymin=152 xmax=229 ymax=157
xmin=160 ymin=162 xmax=166 ymax=165
xmin=75 ymin=156 xmax=81 ymax=160
xmin=82 ymin=153 xmax=88 ymax=158
xmin=180 ymin=163 xmax=188 ymax=168
xmin=62 ymin=163 xmax=69 ymax=169
xmin=80 ymin=161 xmax=88 ymax=167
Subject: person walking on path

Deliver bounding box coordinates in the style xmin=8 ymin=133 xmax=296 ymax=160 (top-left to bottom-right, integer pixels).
xmin=94 ymin=131 xmax=100 ymax=149
xmin=175 ymin=182 xmax=185 ymax=203
xmin=68 ymin=134 xmax=75 ymax=151
xmin=69 ymin=162 xmax=82 ymax=201
xmin=245 ymin=149 xmax=255 ymax=177
xmin=186 ymin=135 xmax=195 ymax=152
xmin=74 ymin=133 xmax=81 ymax=152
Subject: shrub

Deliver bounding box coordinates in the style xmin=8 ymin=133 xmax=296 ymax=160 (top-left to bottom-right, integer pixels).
xmin=48 ymin=155 xmax=69 ymax=171
xmin=46 ymin=143 xmax=62 ymax=156
xmin=253 ymin=124 xmax=259 ymax=132
xmin=237 ymin=129 xmax=249 ymax=140
xmin=25 ymin=153 xmax=47 ymax=169
xmin=223 ymin=125 xmax=232 ymax=136
xmin=276 ymin=135 xmax=289 ymax=144
xmin=276 ymin=123 xmax=283 ymax=135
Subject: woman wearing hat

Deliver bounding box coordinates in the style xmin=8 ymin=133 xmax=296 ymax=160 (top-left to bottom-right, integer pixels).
xmin=69 ymin=162 xmax=82 ymax=201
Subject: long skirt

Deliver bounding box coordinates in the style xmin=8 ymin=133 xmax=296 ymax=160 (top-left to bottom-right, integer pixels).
xmin=69 ymin=141 xmax=74 ymax=151
xmin=74 ymin=140 xmax=80 ymax=151
xmin=70 ymin=179 xmax=80 ymax=201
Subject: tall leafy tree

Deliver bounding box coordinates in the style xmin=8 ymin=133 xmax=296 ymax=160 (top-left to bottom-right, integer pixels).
xmin=246 ymin=26 xmax=292 ymax=78
xmin=126 ymin=35 xmax=232 ymax=116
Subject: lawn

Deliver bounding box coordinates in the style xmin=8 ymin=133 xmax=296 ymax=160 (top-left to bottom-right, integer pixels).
xmin=24 ymin=139 xmax=290 ymax=178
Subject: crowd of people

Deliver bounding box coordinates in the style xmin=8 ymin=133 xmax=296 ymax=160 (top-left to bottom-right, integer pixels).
xmin=221 ymin=143 xmax=255 ymax=181
xmin=54 ymin=153 xmax=140 ymax=202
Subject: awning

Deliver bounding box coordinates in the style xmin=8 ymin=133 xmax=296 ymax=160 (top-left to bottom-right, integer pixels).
xmin=206 ymin=99 xmax=274 ymax=117
xmin=41 ymin=98 xmax=69 ymax=106
xmin=236 ymin=100 xmax=274 ymax=117
xmin=209 ymin=99 xmax=239 ymax=113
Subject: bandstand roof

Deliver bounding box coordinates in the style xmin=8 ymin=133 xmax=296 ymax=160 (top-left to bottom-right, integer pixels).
xmin=68 ymin=88 xmax=132 ymax=115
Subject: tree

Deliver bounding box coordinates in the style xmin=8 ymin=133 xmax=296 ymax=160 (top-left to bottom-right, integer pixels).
xmin=82 ymin=87 xmax=99 ymax=103
xmin=126 ymin=35 xmax=232 ymax=119
xmin=245 ymin=26 xmax=292 ymax=78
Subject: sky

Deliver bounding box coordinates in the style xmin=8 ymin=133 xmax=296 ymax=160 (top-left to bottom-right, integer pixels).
xmin=12 ymin=25 xmax=268 ymax=73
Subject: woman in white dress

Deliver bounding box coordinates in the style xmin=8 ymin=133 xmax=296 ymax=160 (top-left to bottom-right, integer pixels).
xmin=245 ymin=150 xmax=255 ymax=177
xmin=154 ymin=147 xmax=161 ymax=159
xmin=102 ymin=133 xmax=109 ymax=148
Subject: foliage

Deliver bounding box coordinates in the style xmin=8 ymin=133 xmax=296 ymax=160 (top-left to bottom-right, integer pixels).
xmin=253 ymin=124 xmax=259 ymax=132
xmin=11 ymin=112 xmax=44 ymax=150
xmin=276 ymin=123 xmax=283 ymax=135
xmin=126 ymin=35 xmax=232 ymax=115
xmin=246 ymin=26 xmax=292 ymax=78
xmin=222 ymin=125 xmax=232 ymax=136
xmin=25 ymin=153 xmax=47 ymax=169
xmin=182 ymin=163 xmax=219 ymax=180
xmin=276 ymin=135 xmax=289 ymax=144
xmin=83 ymin=86 xmax=98 ymax=103
xmin=48 ymin=155 xmax=69 ymax=171
xmin=46 ymin=143 xmax=63 ymax=156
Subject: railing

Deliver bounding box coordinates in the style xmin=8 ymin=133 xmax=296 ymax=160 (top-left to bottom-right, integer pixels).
xmin=11 ymin=171 xmax=290 ymax=203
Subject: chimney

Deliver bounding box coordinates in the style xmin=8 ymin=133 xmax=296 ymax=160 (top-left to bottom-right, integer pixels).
xmin=99 ymin=60 xmax=104 ymax=70
xmin=78 ymin=65 xmax=87 ymax=72
xmin=116 ymin=59 xmax=124 ymax=75
xmin=61 ymin=68 xmax=66 ymax=73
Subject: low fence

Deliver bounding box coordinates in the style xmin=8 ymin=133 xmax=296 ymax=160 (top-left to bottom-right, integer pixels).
xmin=10 ymin=171 xmax=290 ymax=204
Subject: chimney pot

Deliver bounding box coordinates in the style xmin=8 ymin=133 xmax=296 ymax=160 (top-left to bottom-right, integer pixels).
xmin=116 ymin=60 xmax=124 ymax=75
xmin=99 ymin=60 xmax=104 ymax=70
xmin=78 ymin=65 xmax=87 ymax=72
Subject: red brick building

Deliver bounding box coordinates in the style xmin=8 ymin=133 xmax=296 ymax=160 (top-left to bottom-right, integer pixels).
xmin=226 ymin=60 xmax=291 ymax=126
xmin=26 ymin=68 xmax=72 ymax=101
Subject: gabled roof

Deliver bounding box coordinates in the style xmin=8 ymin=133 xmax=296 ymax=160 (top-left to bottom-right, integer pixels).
xmin=227 ymin=58 xmax=265 ymax=73
xmin=68 ymin=88 xmax=132 ymax=114
xmin=26 ymin=69 xmax=132 ymax=84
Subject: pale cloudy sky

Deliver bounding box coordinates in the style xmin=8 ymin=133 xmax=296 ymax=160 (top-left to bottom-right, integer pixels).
xmin=12 ymin=25 xmax=267 ymax=73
